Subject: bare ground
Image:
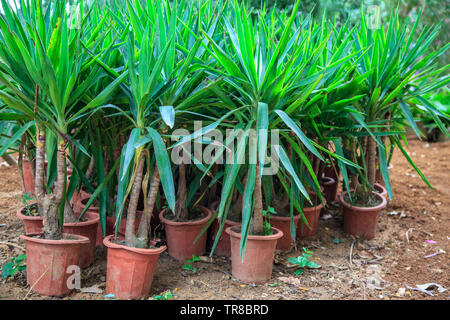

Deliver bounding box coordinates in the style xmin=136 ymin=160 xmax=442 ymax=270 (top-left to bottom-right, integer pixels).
xmin=0 ymin=136 xmax=448 ymax=300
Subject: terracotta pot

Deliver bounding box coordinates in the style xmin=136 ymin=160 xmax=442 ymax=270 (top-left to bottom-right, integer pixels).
xmin=73 ymin=196 xmax=104 ymax=247
xmin=43 ymin=161 xmax=72 ymax=175
xmin=73 ymin=195 xmax=97 ymax=216
xmin=103 ymin=234 xmax=166 ymax=300
xmin=20 ymin=159 xmax=72 ymax=195
xmin=63 ymin=212 xmax=99 ymax=268
xmin=270 ymin=214 xmax=300 ymax=251
xmin=159 ymin=206 xmax=212 ymax=260
xmin=21 ymin=159 xmax=35 ymax=194
xmin=70 ymin=189 xmax=91 ymax=207
xmin=296 ymin=201 xmax=324 ymax=239
xmin=210 ymin=218 xmax=241 ymax=257
xmin=324 ymin=164 xmax=339 ymax=181
xmin=375 ymin=169 xmax=385 ymax=187
xmin=17 ymin=204 xmax=98 ymax=267
xmin=208 ymin=200 xmax=241 ymax=257
xmin=226 ymin=226 xmax=283 ymax=283
xmin=106 ymin=211 xmax=143 ymax=235
xmin=74 ymin=195 xmax=143 ymax=247
xmin=374 ymin=183 xmax=388 ymax=200
xmin=321 ymin=176 xmax=338 ymax=204
xmin=19 ymin=233 xmax=90 ymax=297
xmin=339 ymin=192 xmax=387 ymax=240
xmin=16 ymin=204 xmax=43 ymax=234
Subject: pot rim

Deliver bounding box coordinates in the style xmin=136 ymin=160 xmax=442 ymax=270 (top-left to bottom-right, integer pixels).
xmin=103 ymin=234 xmax=166 ymax=255
xmin=64 ymin=212 xmax=100 ymax=227
xmin=211 ymin=201 xmax=241 ymax=224
xmin=339 ymin=192 xmax=387 ymax=211
xmin=320 ymin=176 xmax=336 ymax=185
xmin=77 ymin=195 xmax=99 ymax=211
xmin=373 ymin=183 xmax=387 ymax=194
xmin=270 ymin=213 xmax=301 ymax=221
xmin=159 ymin=205 xmax=212 ymax=227
xmin=225 ymin=226 xmax=284 ymax=241
xmin=19 ymin=233 xmax=90 ymax=245
xmin=215 ymin=216 xmax=241 ymax=225
xmin=303 ymin=200 xmax=325 ymax=212
xmin=16 ymin=204 xmax=42 ymax=220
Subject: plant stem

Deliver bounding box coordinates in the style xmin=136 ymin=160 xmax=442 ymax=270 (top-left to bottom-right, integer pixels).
xmin=367 ymin=136 xmax=377 ymax=188
xmin=251 ymin=164 xmax=264 ymax=235
xmin=136 ymin=165 xmax=160 ymax=248
xmin=124 ymin=155 xmax=145 ymax=247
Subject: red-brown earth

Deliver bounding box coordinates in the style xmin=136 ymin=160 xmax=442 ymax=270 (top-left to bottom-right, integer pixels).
xmin=0 ymin=136 xmax=448 ymax=300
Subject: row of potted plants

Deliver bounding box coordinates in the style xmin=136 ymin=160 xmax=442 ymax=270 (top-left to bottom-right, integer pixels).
xmin=0 ymin=0 xmax=448 ymax=299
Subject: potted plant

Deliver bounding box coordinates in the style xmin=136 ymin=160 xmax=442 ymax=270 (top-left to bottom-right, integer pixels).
xmin=100 ymin=1 xmax=217 ymax=298
xmin=338 ymin=9 xmax=449 ymax=239
xmin=0 ymin=1 xmax=125 ymax=295
xmin=186 ymin=0 xmax=348 ymax=282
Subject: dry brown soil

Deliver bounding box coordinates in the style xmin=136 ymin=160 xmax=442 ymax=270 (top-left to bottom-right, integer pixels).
xmin=0 ymin=137 xmax=448 ymax=300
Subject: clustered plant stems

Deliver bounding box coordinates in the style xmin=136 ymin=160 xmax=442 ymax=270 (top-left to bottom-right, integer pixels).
xmin=34 ymin=97 xmax=64 ymax=239
xmin=34 ymin=84 xmax=77 ymax=239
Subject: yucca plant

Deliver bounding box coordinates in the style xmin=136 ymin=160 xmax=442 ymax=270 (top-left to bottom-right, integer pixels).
xmin=417 ymin=87 xmax=450 ymax=142
xmin=0 ymin=0 xmax=125 ymax=239
xmin=110 ymin=0 xmax=223 ymax=248
xmin=173 ymin=0 xmax=360 ymax=258
xmin=342 ymin=8 xmax=450 ymax=205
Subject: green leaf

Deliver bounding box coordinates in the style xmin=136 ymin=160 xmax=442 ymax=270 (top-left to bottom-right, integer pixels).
xmin=159 ymin=106 xmax=175 ymax=129
xmin=121 ymin=128 xmax=140 ymax=181
xmin=399 ymin=101 xmax=422 ymax=139
xmin=275 ymin=110 xmax=323 ymax=161
xmin=287 ymin=257 xmax=299 ymax=265
xmin=376 ymin=136 xmax=392 ymax=200
xmin=257 ymin=102 xmax=268 ymax=178
xmin=146 ymin=128 xmax=175 ymax=213
xmin=0 ymin=121 xmax=35 ymax=156
xmin=306 ymin=261 xmax=320 ymax=268
xmin=295 ymin=269 xmax=304 ymax=276
xmin=273 ymin=144 xmax=310 ymax=202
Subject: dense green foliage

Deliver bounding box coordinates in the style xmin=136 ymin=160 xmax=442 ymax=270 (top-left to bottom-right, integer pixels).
xmin=0 ymin=0 xmax=448 ymax=255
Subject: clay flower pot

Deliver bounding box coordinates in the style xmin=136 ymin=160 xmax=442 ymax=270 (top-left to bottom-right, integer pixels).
xmin=16 ymin=204 xmax=43 ymax=234
xmin=374 ymin=183 xmax=388 ymax=200
xmin=339 ymin=192 xmax=387 ymax=240
xmin=18 ymin=203 xmax=99 ymax=267
xmin=17 ymin=204 xmax=98 ymax=264
xmin=74 ymin=195 xmax=143 ymax=247
xmin=159 ymin=206 xmax=212 ymax=260
xmin=209 ymin=201 xmax=241 ymax=257
xmin=63 ymin=212 xmax=99 ymax=268
xmin=269 ymin=214 xmax=300 ymax=251
xmin=19 ymin=233 xmax=90 ymax=297
xmin=226 ymin=226 xmax=283 ymax=283
xmin=20 ymin=159 xmax=72 ymax=195
xmin=74 ymin=196 xmax=105 ymax=247
xmin=324 ymin=164 xmax=339 ymax=181
xmin=210 ymin=218 xmax=241 ymax=257
xmin=103 ymin=234 xmax=166 ymax=300
xmin=70 ymin=189 xmax=91 ymax=207
xmin=106 ymin=211 xmax=143 ymax=235
xmin=21 ymin=159 xmax=35 ymax=194
xmin=296 ymin=200 xmax=325 ymax=239
xmin=321 ymin=176 xmax=338 ymax=204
